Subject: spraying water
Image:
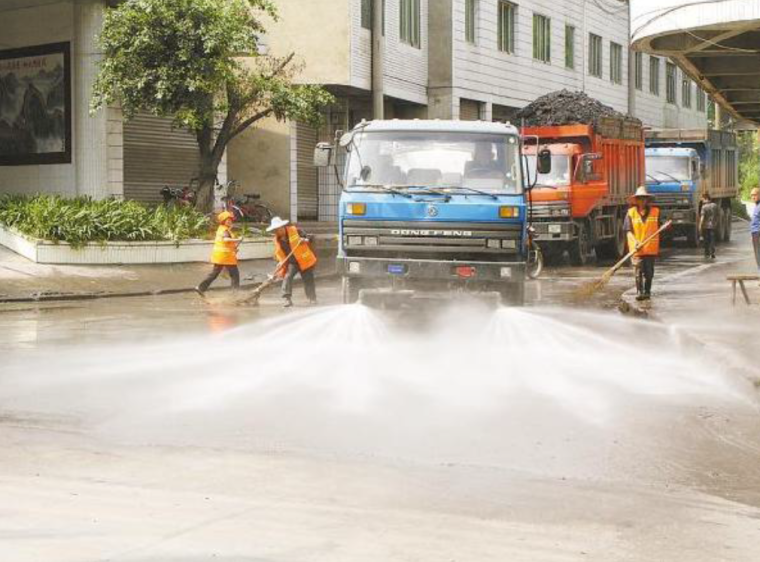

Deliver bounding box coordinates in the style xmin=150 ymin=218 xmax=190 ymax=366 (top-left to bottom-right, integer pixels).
xmin=1 ymin=303 xmax=756 ymax=484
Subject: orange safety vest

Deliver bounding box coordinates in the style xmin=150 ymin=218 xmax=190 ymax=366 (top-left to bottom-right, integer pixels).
xmin=274 ymin=225 xmax=317 ymax=272
xmin=211 ymin=225 xmax=239 ymax=265
xmin=627 ymin=206 xmax=660 ymax=257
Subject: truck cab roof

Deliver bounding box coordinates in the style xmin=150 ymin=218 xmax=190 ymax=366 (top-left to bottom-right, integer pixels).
xmin=645 ymin=147 xmax=698 ymax=158
xmin=353 ymin=119 xmax=520 ymax=136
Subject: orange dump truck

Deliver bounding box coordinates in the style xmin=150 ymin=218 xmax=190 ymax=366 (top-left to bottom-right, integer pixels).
xmin=522 ymin=117 xmax=645 ymax=264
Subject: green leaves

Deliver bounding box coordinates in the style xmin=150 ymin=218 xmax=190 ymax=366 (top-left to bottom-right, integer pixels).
xmin=0 ymin=196 xmax=216 ymax=248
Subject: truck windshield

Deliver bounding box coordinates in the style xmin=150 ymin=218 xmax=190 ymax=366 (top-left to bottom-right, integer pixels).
xmin=524 ymin=154 xmax=571 ymax=187
xmin=647 ymin=156 xmax=691 ymax=182
xmin=346 ymin=131 xmax=522 ymax=194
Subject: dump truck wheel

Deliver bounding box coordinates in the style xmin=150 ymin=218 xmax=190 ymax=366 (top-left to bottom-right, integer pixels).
xmin=342 ymin=276 xmax=360 ymax=304
xmin=568 ymin=223 xmax=591 ymax=266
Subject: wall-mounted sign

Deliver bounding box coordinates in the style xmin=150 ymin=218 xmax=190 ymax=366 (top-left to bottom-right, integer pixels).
xmin=0 ymin=42 xmax=72 ymax=166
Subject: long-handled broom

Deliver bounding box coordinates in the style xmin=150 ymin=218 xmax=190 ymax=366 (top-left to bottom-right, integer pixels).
xmin=237 ymin=240 xmax=304 ymax=305
xmin=576 ymin=220 xmax=672 ymax=298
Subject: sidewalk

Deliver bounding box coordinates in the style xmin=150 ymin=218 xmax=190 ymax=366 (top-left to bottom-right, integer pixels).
xmin=0 ymin=235 xmax=338 ymax=303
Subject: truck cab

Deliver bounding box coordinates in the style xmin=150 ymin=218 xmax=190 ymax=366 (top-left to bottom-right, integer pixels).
xmin=316 ymin=120 xmax=532 ymax=306
xmin=645 ymin=146 xmax=701 ymax=243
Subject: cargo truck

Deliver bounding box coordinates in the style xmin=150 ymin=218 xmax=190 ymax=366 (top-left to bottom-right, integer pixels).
xmin=314 ymin=120 xmax=547 ymax=307
xmin=645 ymin=129 xmax=738 ymax=245
xmin=521 ymin=117 xmax=645 ymax=265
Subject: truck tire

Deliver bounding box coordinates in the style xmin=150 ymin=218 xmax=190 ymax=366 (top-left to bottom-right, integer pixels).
xmin=500 ymin=282 xmax=525 ymax=307
xmin=568 ymin=222 xmax=591 ymax=266
xmin=723 ymin=205 xmax=733 ymax=242
xmin=342 ymin=276 xmax=361 ymax=304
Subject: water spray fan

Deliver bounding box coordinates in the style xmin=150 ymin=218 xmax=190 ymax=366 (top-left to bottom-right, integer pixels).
xmin=576 ymin=220 xmax=672 ymax=299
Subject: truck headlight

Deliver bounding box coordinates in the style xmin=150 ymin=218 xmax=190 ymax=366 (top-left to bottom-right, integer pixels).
xmin=364 ymin=236 xmax=378 ymax=246
xmin=348 ymin=236 xmax=363 ymax=246
xmin=500 ymin=206 xmax=519 ymax=218
xmin=501 ymin=240 xmax=517 ymax=249
xmin=346 ymin=203 xmax=366 ymax=215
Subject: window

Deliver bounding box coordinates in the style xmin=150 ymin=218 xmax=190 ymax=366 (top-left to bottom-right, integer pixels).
xmin=697 ymin=88 xmax=706 ymax=112
xmin=565 ymin=25 xmax=575 ymax=69
xmin=400 ymin=0 xmax=420 ymax=48
xmin=610 ymin=42 xmax=623 ymax=84
xmin=682 ymin=78 xmax=692 ymax=108
xmin=666 ymin=62 xmax=677 ymax=104
xmin=361 ymin=0 xmax=385 ymax=32
xmin=498 ymin=1 xmax=516 ymax=54
xmin=589 ymin=33 xmax=602 ymax=78
xmin=649 ymin=56 xmax=660 ymax=95
xmin=634 ymin=51 xmax=643 ymax=90
xmin=465 ymin=0 xmax=477 ymax=44
xmin=532 ymin=14 xmax=550 ymax=63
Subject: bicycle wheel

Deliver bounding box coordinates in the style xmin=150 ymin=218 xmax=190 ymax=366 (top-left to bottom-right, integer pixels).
xmin=527 ymin=246 xmax=544 ymax=279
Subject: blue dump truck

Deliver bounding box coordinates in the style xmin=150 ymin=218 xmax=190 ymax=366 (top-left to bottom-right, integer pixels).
xmin=314 ymin=120 xmax=545 ymax=306
xmin=645 ymin=129 xmax=738 ymax=246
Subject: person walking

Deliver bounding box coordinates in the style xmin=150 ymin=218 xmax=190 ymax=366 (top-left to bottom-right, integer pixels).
xmin=699 ymin=192 xmax=718 ymax=260
xmin=624 ymin=186 xmax=662 ymax=301
xmin=751 ymin=188 xmax=760 ymax=272
xmin=267 ymin=217 xmax=318 ymax=307
xmin=195 ymin=211 xmax=242 ymax=295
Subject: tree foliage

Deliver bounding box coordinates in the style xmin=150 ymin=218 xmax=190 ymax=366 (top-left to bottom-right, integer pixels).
xmin=738 ymin=131 xmax=759 ymax=200
xmin=92 ymin=0 xmax=334 ymax=209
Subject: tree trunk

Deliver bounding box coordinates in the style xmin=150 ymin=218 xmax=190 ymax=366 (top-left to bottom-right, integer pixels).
xmin=195 ymin=167 xmax=218 ymax=213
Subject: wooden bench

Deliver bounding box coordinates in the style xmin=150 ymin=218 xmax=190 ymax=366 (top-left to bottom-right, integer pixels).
xmin=727 ymin=275 xmax=759 ymax=306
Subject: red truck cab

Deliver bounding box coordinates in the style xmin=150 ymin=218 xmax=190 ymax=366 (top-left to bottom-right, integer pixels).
xmin=522 ymin=119 xmax=644 ymax=265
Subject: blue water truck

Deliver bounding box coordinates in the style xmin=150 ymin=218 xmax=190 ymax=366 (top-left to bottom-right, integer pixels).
xmin=314 ymin=120 xmax=547 ymax=306
xmin=645 ymin=129 xmax=738 ymax=246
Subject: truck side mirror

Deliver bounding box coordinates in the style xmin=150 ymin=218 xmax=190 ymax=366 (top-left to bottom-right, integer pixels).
xmin=537 ymin=148 xmax=552 ymax=174
xmin=314 ymin=143 xmax=334 ymax=167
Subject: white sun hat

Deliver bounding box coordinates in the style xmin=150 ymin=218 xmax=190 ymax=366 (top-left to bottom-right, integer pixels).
xmin=266 ymin=216 xmax=291 ymax=232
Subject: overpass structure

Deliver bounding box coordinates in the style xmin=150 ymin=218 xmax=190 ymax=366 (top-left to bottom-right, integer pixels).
xmin=631 ymin=1 xmax=760 ymax=125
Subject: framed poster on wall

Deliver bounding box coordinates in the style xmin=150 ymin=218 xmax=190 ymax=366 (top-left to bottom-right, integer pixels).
xmin=0 ymin=42 xmax=72 ymax=166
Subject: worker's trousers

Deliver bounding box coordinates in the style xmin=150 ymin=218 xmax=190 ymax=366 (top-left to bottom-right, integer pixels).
xmin=753 ymin=233 xmax=760 ymax=270
xmin=281 ymin=263 xmax=317 ymax=301
xmin=634 ymin=256 xmax=656 ymax=296
xmin=199 ymin=265 xmax=240 ymax=292
xmin=702 ymin=228 xmax=715 ymax=258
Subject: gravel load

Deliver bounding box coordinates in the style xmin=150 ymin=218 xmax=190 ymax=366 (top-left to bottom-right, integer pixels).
xmin=516 ymin=89 xmax=640 ymax=127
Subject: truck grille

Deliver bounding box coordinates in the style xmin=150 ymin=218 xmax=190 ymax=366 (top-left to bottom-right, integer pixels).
xmin=529 ymin=201 xmax=571 ymax=220
xmin=652 ymin=192 xmax=693 ymax=208
xmin=342 ymin=220 xmax=522 ymax=262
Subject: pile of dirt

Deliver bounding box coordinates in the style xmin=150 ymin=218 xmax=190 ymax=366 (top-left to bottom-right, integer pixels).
xmin=516 ymin=90 xmax=640 ymax=127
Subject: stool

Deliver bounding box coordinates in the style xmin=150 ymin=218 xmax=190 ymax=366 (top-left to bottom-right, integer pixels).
xmin=727 ymin=275 xmax=759 ymax=306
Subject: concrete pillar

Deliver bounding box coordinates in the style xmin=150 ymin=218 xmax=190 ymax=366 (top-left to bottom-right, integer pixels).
xmin=371 ymin=0 xmax=384 ymax=120
xmin=714 ymin=102 xmax=722 ymax=130
xmin=74 ymin=0 xmax=110 ymax=198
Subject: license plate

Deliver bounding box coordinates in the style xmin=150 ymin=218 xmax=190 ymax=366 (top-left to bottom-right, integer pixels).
xmin=388 ymin=264 xmax=407 ymax=275
xmin=548 ymin=224 xmax=562 ymax=234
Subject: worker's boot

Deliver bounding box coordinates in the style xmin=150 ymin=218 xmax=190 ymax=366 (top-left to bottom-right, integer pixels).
xmin=283 ymin=296 xmax=293 ymax=308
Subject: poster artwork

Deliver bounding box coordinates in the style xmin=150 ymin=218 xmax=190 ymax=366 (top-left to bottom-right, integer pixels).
xmin=0 ymin=42 xmax=72 ymax=166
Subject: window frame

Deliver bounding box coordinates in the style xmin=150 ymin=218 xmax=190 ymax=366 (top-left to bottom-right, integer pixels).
xmin=610 ymin=42 xmax=623 ymax=84
xmin=649 ymin=56 xmax=660 ymax=96
xmin=565 ymin=24 xmax=575 ymax=69
xmin=634 ymin=51 xmax=643 ymax=90
xmin=696 ymin=88 xmax=706 ymax=112
xmin=400 ymin=0 xmax=421 ymax=48
xmin=588 ymin=33 xmax=603 ymax=78
xmin=666 ymin=61 xmax=677 ymax=104
xmin=682 ymin=77 xmax=692 ymax=108
xmin=532 ymin=13 xmax=551 ymax=63
xmin=497 ymin=1 xmax=516 ymax=54
xmin=465 ymin=0 xmax=477 ymax=44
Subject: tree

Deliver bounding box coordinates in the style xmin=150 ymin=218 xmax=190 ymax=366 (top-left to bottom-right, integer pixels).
xmin=92 ymin=0 xmax=334 ymax=210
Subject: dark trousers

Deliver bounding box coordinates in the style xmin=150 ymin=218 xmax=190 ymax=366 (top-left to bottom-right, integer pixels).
xmin=702 ymin=228 xmax=716 ymax=258
xmin=753 ymin=233 xmax=760 ymax=270
xmin=198 ymin=265 xmax=240 ymax=292
xmin=634 ymin=256 xmax=656 ymax=295
xmin=281 ymin=263 xmax=316 ymax=301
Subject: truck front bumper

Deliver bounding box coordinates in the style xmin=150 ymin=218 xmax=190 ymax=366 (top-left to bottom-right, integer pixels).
xmin=338 ymin=256 xmax=526 ymax=282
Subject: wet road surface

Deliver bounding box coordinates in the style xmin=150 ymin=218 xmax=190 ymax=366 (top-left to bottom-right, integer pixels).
xmin=2 ymin=228 xmax=760 ymax=561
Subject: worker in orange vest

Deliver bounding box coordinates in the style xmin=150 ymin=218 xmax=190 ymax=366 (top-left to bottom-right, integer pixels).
xmin=267 ymin=216 xmax=318 ymax=307
xmin=195 ymin=211 xmax=242 ymax=295
xmin=624 ymin=186 xmax=662 ymax=301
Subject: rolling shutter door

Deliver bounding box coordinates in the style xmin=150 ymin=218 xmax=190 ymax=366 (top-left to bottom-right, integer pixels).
xmin=460 ymin=99 xmax=481 ymax=121
xmin=123 ymin=113 xmax=200 ymax=204
xmin=296 ymin=122 xmax=318 ymax=220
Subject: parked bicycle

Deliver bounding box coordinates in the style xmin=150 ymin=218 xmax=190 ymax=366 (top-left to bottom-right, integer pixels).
xmin=219 ymin=179 xmax=275 ymax=224
xmin=526 ymin=225 xmax=544 ymax=279
xmin=160 ymin=178 xmax=198 ymax=208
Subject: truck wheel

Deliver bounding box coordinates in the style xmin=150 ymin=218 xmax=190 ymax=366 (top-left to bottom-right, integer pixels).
xmin=723 ymin=205 xmax=732 ymax=242
xmin=500 ymin=282 xmax=525 ymax=307
xmin=568 ymin=223 xmax=591 ymax=266
xmin=342 ymin=276 xmax=360 ymax=304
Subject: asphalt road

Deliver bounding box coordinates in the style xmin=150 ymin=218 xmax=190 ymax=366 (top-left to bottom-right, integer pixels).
xmin=2 ymin=228 xmax=760 ymax=562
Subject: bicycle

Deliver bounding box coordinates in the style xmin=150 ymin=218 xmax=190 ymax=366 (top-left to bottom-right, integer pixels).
xmin=526 ymin=225 xmax=544 ymax=279
xmin=160 ymin=177 xmax=198 ymax=208
xmin=220 ymin=179 xmax=275 ymax=224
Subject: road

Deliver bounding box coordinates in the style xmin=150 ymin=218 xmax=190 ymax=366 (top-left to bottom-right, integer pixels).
xmin=1 ymin=227 xmax=760 ymax=562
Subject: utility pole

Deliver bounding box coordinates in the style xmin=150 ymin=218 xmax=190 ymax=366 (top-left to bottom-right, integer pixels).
xmin=372 ymin=0 xmax=385 ymax=120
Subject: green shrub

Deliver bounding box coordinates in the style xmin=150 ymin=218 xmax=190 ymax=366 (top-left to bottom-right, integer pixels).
xmin=0 ymin=195 xmax=213 ymax=248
